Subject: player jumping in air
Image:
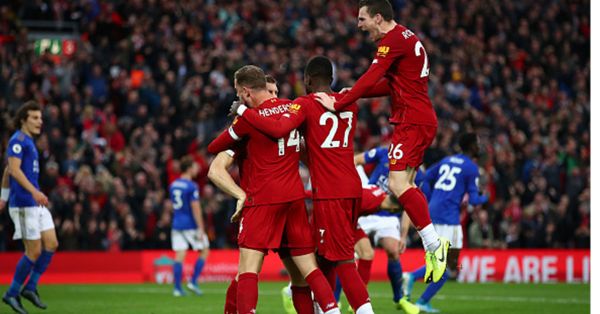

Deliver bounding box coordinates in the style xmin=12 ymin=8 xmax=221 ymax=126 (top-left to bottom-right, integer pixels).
xmin=1 ymin=101 xmax=59 ymax=314
xmin=315 ymin=0 xmax=449 ymax=284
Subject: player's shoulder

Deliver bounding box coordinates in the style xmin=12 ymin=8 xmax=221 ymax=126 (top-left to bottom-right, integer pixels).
xmin=382 ymin=24 xmax=418 ymax=46
xmin=9 ymin=130 xmax=27 ymax=143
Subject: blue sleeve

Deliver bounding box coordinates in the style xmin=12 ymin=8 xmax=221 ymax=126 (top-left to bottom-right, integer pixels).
xmin=420 ymin=163 xmax=440 ymax=200
xmin=466 ymin=164 xmax=488 ymax=205
xmin=191 ymin=184 xmax=200 ymax=201
xmin=363 ymin=147 xmax=380 ymax=164
xmin=7 ymin=138 xmax=25 ymax=160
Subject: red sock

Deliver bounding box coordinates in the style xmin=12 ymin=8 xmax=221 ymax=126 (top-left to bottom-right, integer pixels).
xmin=318 ymin=258 xmax=337 ymax=289
xmin=336 ymin=262 xmax=370 ymax=311
xmin=357 ymin=259 xmax=373 ymax=285
xmin=291 ymin=286 xmax=315 ymax=314
xmin=306 ymin=269 xmax=338 ymax=312
xmin=237 ymin=272 xmax=258 ymax=314
xmin=224 ymin=278 xmax=238 ymax=314
xmin=398 ymin=187 xmax=432 ymax=230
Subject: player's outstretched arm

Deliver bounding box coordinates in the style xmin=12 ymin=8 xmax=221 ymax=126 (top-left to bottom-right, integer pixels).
xmin=466 ymin=170 xmax=489 ymax=205
xmin=7 ymin=157 xmax=48 ymax=206
xmin=354 ymin=152 xmax=366 ymax=166
xmin=207 ymin=118 xmax=252 ymax=154
xmin=235 ymin=103 xmax=304 ymax=139
xmin=207 ymin=151 xmax=246 ymax=222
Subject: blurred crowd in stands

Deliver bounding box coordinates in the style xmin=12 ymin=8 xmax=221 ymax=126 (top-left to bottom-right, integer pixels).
xmin=0 ymin=0 xmax=589 ymax=251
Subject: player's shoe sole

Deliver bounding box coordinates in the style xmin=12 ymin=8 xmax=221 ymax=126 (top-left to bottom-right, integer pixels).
xmin=21 ymin=289 xmax=47 ymax=309
xmin=2 ymin=295 xmax=28 ymax=314
xmin=397 ymin=296 xmax=420 ymax=314
xmin=424 ymin=237 xmax=450 ymax=283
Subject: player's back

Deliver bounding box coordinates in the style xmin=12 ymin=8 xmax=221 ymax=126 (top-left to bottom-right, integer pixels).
xmin=298 ymin=93 xmax=361 ymax=199
xmin=7 ymin=130 xmax=39 ymax=207
xmin=169 ymin=178 xmax=198 ymax=230
xmin=426 ymin=154 xmax=477 ymax=224
xmin=380 ymin=24 xmax=436 ymax=126
xmin=236 ymin=98 xmax=305 ymax=206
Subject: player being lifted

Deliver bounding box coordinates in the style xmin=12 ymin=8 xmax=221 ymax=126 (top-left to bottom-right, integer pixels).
xmin=1 ymin=101 xmax=59 ymax=314
xmin=315 ymin=0 xmax=449 ymax=283
xmin=231 ymin=56 xmax=374 ymax=313
xmin=403 ymin=133 xmax=489 ymax=313
xmin=208 ymin=65 xmax=340 ymax=314
xmin=169 ymin=156 xmax=209 ymax=297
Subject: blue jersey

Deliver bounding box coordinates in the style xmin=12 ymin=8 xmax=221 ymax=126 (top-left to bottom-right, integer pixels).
xmin=363 ymin=146 xmax=425 ymax=216
xmin=7 ymin=130 xmax=40 ymax=207
xmin=364 ymin=147 xmax=390 ymax=193
xmin=170 ymin=178 xmax=200 ymax=230
xmin=422 ymin=154 xmax=488 ymax=225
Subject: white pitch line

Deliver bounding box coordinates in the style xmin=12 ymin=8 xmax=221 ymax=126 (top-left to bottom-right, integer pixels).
xmin=64 ymin=286 xmax=589 ymax=305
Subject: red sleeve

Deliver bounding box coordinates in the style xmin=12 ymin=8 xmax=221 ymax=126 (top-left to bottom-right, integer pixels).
xmin=334 ymin=37 xmax=402 ymax=110
xmin=241 ymin=101 xmax=306 ymax=138
xmin=207 ymin=118 xmax=251 ymax=154
xmin=363 ymin=78 xmax=391 ymax=98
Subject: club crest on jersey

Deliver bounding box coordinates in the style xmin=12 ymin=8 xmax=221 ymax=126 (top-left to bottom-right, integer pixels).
xmin=288 ymin=103 xmax=301 ymax=114
xmin=377 ymin=46 xmax=390 ymax=57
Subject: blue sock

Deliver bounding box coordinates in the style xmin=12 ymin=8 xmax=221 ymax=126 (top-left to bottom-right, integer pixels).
xmin=388 ymin=259 xmax=403 ymax=302
xmin=419 ymin=270 xmax=448 ymax=303
xmin=173 ymin=262 xmax=183 ymax=291
xmin=333 ymin=276 xmax=342 ymax=303
xmin=24 ymin=250 xmax=54 ymax=291
xmin=412 ymin=265 xmax=427 ymax=280
xmin=191 ymin=258 xmax=205 ymax=285
xmin=6 ymin=255 xmax=34 ymax=297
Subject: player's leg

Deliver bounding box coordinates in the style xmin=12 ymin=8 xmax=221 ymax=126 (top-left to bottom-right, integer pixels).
xmin=319 ymin=199 xmax=373 ymax=313
xmin=21 ymin=206 xmax=57 ymax=309
xmin=224 ymin=274 xmax=238 ymax=314
xmin=284 ymin=199 xmax=340 ymax=314
xmin=280 ymin=256 xmax=309 ymax=314
xmin=237 ymin=248 xmax=265 ymax=314
xmin=187 ymin=233 xmax=209 ymax=295
xmin=3 ymin=207 xmax=41 ymax=314
xmin=354 ymin=237 xmax=374 ymax=285
xmin=173 ymin=249 xmax=187 ymax=296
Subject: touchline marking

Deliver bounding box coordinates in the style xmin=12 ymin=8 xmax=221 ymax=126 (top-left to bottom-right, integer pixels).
xmin=65 ymin=286 xmax=589 ymax=304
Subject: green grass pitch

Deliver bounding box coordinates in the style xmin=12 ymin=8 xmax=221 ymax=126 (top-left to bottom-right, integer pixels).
xmin=1 ymin=281 xmax=589 ymax=313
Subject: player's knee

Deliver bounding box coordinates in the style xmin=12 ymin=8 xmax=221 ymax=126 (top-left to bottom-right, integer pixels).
xmin=388 ymin=179 xmax=411 ymax=198
xmin=47 ymin=239 xmax=59 ymax=252
xmin=358 ymin=246 xmax=375 ymax=260
xmin=26 ymin=248 xmax=42 ymax=261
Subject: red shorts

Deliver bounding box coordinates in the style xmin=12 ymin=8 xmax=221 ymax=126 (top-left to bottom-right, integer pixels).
xmin=312 ymin=198 xmax=361 ymax=261
xmin=389 ymin=124 xmax=437 ymax=171
xmin=354 ymin=227 xmax=368 ymax=243
xmin=359 ymin=186 xmax=387 ymax=216
xmin=238 ymin=199 xmax=314 ymax=256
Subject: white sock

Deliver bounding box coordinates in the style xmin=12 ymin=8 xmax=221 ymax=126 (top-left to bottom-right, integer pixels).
xmin=418 ymin=223 xmax=440 ymax=252
xmin=355 ymin=302 xmax=374 ymax=314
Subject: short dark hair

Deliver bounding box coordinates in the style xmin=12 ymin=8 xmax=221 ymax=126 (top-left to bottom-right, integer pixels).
xmin=234 ymin=65 xmax=267 ymax=90
xmin=459 ymin=133 xmax=478 ymax=152
xmin=305 ymin=56 xmax=333 ymax=84
xmin=180 ymin=156 xmax=196 ymax=173
xmin=14 ymin=101 xmax=41 ymax=130
xmin=359 ymin=0 xmax=394 ymax=21
xmin=265 ymin=74 xmax=277 ymax=84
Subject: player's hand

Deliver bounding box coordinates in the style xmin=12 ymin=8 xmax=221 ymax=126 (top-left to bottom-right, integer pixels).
xmin=314 ymin=92 xmax=336 ymax=112
xmin=231 ymin=194 xmax=246 ymax=223
xmin=0 ymin=200 xmax=6 ymax=212
xmin=340 ymin=87 xmax=352 ymax=94
xmin=229 ymin=100 xmax=244 ymax=117
xmin=398 ymin=237 xmax=407 ymax=254
xmin=33 ymin=190 xmax=49 ymax=207
xmin=197 ymin=229 xmax=207 ymax=242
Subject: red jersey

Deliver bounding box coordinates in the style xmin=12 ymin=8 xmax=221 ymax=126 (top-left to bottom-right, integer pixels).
xmin=207 ymin=98 xmax=305 ymax=206
xmin=334 ymin=24 xmax=437 ymax=126
xmin=240 ymin=93 xmax=362 ymax=200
